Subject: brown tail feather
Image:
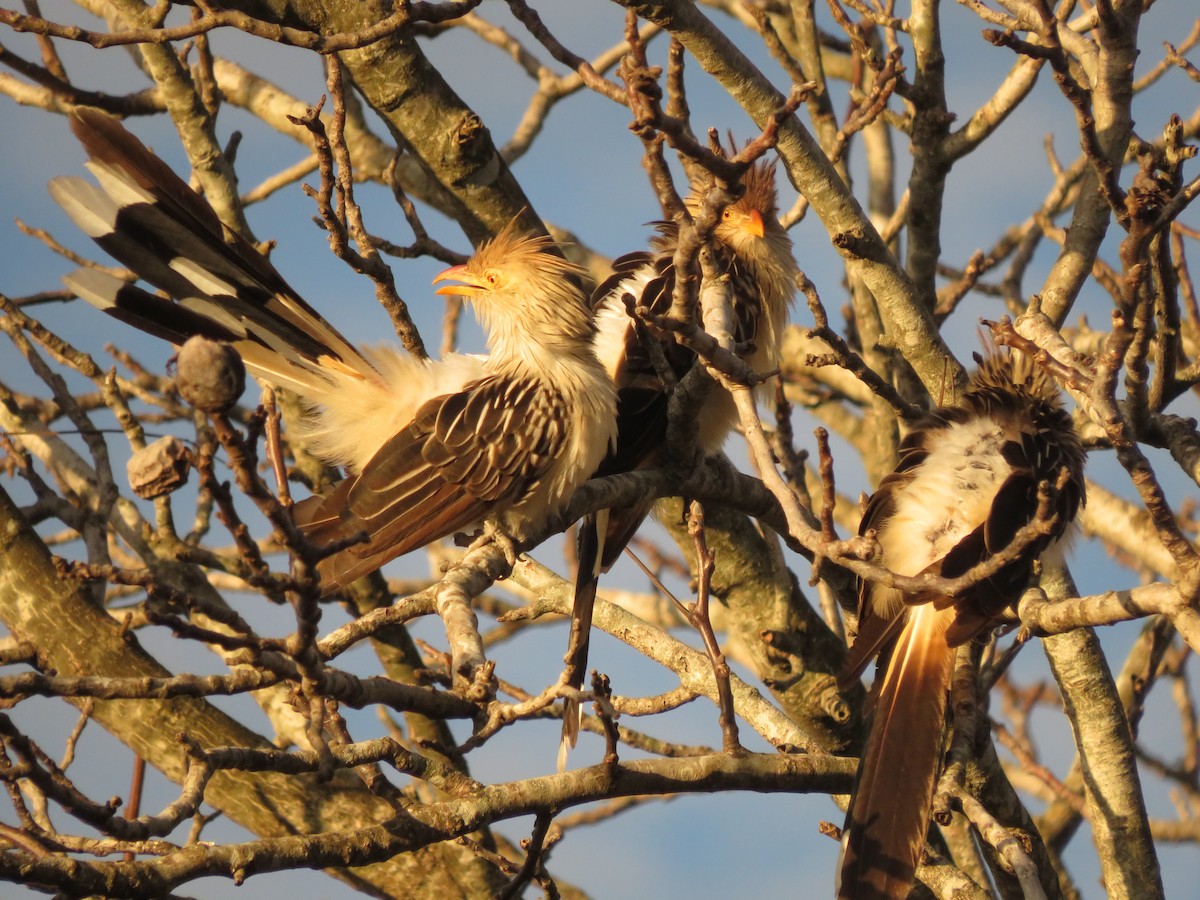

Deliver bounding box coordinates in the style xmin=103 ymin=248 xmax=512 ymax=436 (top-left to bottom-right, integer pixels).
xmin=558 ymin=495 xmax=659 ymax=767
xmin=838 ymin=604 xmax=956 ymax=900
xmin=597 ymin=498 xmax=655 ymax=571
xmin=559 ymin=509 xmax=609 ymax=770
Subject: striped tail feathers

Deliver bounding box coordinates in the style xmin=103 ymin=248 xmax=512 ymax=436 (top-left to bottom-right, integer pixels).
xmin=60 ymin=266 xmax=339 ymax=399
xmin=50 ymin=109 xmax=374 ymax=391
xmin=64 ymin=267 xmax=240 ymax=349
xmin=838 ymin=604 xmax=956 ymax=900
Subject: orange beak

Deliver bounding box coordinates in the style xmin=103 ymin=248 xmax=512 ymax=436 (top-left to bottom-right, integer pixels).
xmin=743 ymin=209 xmax=765 ymax=239
xmin=432 ymin=265 xmax=485 ymax=297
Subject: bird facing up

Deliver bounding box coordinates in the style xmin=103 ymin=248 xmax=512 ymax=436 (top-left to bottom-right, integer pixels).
xmin=561 ymin=155 xmax=800 ymax=766
xmin=50 ymin=108 xmax=617 ymax=592
xmin=837 ymin=346 xmax=1085 ymax=900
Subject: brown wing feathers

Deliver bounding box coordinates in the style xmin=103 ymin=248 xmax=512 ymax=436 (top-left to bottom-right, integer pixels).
xmin=560 ymin=157 xmax=798 ymax=765
xmin=54 ymin=110 xmax=617 ymax=599
xmin=838 ymin=349 xmax=1084 ymax=898
xmin=293 ymin=371 xmax=569 ymax=590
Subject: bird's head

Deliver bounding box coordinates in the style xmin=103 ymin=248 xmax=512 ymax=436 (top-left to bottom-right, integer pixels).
xmin=711 ymin=157 xmax=782 ymax=249
xmin=681 ymin=156 xmax=791 ymax=270
xmin=433 ymin=219 xmax=596 ymax=356
xmin=685 ymin=156 xmax=797 ymax=316
xmin=969 ymin=340 xmax=1065 ymax=407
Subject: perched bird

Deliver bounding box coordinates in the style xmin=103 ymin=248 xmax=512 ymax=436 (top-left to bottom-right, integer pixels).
xmin=560 ymin=156 xmax=799 ymax=764
xmin=50 ymin=108 xmax=617 ymax=591
xmin=837 ymin=347 xmax=1085 ymax=899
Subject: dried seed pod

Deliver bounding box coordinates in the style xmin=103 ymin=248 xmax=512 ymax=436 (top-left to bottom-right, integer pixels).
xmin=175 ymin=335 xmax=246 ymax=413
xmin=126 ymin=435 xmax=191 ymax=499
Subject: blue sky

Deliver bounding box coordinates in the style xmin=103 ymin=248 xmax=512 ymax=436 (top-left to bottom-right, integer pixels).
xmin=2 ymin=2 xmax=1199 ymax=897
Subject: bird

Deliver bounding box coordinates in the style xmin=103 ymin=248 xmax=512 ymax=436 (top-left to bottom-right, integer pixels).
xmin=559 ymin=154 xmax=799 ymax=766
xmin=49 ymin=108 xmax=618 ymax=592
xmin=836 ymin=346 xmax=1085 ymax=899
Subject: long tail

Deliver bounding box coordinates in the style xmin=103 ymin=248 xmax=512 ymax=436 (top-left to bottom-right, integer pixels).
xmin=838 ymin=604 xmax=955 ymax=900
xmin=559 ymin=508 xmax=608 ymax=771
xmin=558 ymin=495 xmax=660 ymax=770
xmin=49 ymin=109 xmax=374 ymax=397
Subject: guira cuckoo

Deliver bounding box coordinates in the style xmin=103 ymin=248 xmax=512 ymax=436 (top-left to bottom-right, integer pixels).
xmin=560 ymin=157 xmax=799 ymax=764
xmin=51 ymin=108 xmax=617 ymax=592
xmin=837 ymin=347 xmax=1085 ymax=899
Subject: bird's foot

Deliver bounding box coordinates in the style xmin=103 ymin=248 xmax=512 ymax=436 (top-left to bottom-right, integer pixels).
xmin=467 ymin=520 xmax=519 ymax=570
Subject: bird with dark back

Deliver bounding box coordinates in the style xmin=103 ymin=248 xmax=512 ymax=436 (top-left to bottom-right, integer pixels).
xmin=560 ymin=153 xmax=800 ymax=767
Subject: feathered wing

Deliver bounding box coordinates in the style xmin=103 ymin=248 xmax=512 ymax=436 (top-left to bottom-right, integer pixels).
xmin=839 ymin=433 xmax=931 ymax=687
xmin=582 ymin=218 xmax=783 ymax=569
xmin=296 ymin=373 xmax=568 ymax=592
xmin=561 ymin=189 xmax=795 ymax=761
xmin=52 ymin=111 xmax=613 ymax=598
xmin=838 ymin=350 xmax=1085 ymax=898
xmin=560 ymin=238 xmax=749 ymax=762
xmin=582 ymin=244 xmax=697 ymax=564
xmin=49 ymin=108 xmax=373 ymax=396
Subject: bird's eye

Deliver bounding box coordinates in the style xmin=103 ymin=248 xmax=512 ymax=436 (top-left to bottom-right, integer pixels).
xmin=485 ymin=271 xmax=500 ymax=286
xmin=721 ymin=208 xmax=733 ymax=220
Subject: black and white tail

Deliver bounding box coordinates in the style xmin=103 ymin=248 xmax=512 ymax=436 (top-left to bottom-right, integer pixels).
xmin=49 ymin=108 xmax=375 ymax=397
